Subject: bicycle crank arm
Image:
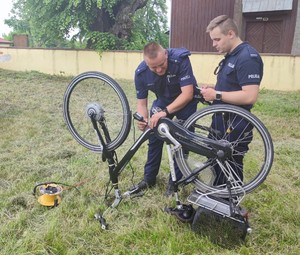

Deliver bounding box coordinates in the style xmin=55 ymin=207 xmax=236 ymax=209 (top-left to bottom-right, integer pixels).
xmin=157 ymin=123 xmax=181 ymax=150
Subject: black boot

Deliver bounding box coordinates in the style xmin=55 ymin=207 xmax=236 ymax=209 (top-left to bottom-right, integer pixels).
xmin=164 ymin=181 xmax=175 ymax=197
xmin=128 ymin=180 xmax=155 ymax=195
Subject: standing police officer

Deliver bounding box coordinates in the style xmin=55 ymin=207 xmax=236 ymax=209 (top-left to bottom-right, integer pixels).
xmin=132 ymin=42 xmax=199 ymax=196
xmin=201 ymin=15 xmax=264 ymax=186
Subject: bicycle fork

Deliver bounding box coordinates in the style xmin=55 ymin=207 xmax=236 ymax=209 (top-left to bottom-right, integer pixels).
xmin=91 ymin=114 xmax=154 ymax=229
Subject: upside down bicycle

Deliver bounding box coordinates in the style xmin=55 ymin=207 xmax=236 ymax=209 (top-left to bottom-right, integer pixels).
xmin=63 ymin=71 xmax=274 ymax=238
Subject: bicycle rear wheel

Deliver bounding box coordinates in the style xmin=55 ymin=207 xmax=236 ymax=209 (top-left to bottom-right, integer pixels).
xmin=63 ymin=72 xmax=131 ymax=152
xmin=176 ymin=104 xmax=274 ymax=197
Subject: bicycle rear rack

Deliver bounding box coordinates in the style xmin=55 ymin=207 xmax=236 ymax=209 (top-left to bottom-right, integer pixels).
xmin=187 ymin=189 xmax=252 ymax=236
xmin=188 ymin=190 xmax=233 ymax=219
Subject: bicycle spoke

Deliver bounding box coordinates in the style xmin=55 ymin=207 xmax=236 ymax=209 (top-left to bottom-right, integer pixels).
xmin=176 ymin=104 xmax=274 ymax=197
xmin=63 ymin=72 xmax=131 ymax=152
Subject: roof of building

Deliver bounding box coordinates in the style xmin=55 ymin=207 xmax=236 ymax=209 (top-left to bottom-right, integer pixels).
xmin=0 ymin=38 xmax=13 ymax=44
xmin=243 ymin=0 xmax=293 ymax=13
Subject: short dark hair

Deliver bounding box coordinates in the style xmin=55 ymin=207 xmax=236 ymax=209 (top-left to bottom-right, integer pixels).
xmin=206 ymin=15 xmax=239 ymax=36
xmin=143 ymin=42 xmax=165 ymax=59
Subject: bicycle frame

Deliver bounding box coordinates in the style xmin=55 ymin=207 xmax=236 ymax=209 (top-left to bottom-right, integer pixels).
xmin=92 ymin=113 xmax=233 ymax=192
xmin=63 ymin=72 xmax=274 ymax=237
xmin=90 ymin=111 xmax=248 ymax=229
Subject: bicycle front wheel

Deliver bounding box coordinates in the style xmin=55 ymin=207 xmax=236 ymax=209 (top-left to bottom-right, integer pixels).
xmin=63 ymin=72 xmax=131 ymax=152
xmin=176 ymin=104 xmax=274 ymax=197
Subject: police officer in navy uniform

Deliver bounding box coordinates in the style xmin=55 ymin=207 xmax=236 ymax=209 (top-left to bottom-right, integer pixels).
xmin=201 ymin=15 xmax=264 ymax=186
xmin=132 ymin=42 xmax=199 ymax=196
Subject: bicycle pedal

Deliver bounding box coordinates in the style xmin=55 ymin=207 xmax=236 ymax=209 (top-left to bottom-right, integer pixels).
xmin=165 ymin=204 xmax=195 ymax=223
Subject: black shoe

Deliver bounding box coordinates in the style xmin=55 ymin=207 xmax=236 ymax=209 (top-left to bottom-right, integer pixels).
xmin=128 ymin=180 xmax=154 ymax=195
xmin=165 ymin=181 xmax=175 ymax=197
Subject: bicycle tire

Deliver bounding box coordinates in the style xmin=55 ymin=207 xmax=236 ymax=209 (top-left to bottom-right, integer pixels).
xmin=176 ymin=104 xmax=274 ymax=197
xmin=63 ymin=71 xmax=131 ymax=152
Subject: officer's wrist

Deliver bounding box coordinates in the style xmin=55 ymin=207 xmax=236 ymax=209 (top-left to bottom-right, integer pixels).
xmin=215 ymin=91 xmax=222 ymax=101
xmin=162 ymin=107 xmax=170 ymax=116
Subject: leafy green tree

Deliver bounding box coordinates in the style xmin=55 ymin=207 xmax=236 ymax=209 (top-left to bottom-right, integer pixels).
xmin=128 ymin=0 xmax=169 ymax=49
xmin=5 ymin=0 xmax=168 ymax=50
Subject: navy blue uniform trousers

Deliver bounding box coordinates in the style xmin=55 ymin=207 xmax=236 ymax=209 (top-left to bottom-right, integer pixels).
xmin=143 ymin=99 xmax=198 ymax=185
xmin=210 ymin=112 xmax=253 ymax=186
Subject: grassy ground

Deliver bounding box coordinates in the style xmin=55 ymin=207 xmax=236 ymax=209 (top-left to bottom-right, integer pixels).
xmin=0 ymin=68 xmax=299 ymax=255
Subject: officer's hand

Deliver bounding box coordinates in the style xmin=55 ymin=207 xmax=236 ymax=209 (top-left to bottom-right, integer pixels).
xmin=137 ymin=120 xmax=148 ymax=131
xmin=201 ymin=87 xmax=216 ymax=101
xmin=149 ymin=111 xmax=167 ymax=129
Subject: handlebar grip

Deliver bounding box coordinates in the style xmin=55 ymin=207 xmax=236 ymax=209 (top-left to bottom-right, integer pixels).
xmin=133 ymin=112 xmax=146 ymax=122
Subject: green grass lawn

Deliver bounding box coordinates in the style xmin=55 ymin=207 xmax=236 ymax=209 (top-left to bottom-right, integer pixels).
xmin=0 ymin=68 xmax=299 ymax=255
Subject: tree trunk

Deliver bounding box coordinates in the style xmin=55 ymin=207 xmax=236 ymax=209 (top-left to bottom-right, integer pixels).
xmin=87 ymin=0 xmax=148 ymax=48
xmin=90 ymin=0 xmax=148 ymax=37
xmin=111 ymin=0 xmax=149 ymax=39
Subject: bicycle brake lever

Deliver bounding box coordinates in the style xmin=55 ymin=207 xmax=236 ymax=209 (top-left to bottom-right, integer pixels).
xmin=133 ymin=112 xmax=143 ymax=121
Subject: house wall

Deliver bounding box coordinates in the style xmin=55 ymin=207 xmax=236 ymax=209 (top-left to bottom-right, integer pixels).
xmin=0 ymin=47 xmax=299 ymax=91
xmin=170 ymin=0 xmax=300 ymax=54
xmin=170 ymin=0 xmax=235 ymax=51
xmin=242 ymin=0 xmax=298 ymax=54
xmin=292 ymin=0 xmax=300 ymax=54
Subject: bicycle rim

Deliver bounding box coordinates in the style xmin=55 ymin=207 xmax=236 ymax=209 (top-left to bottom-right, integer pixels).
xmin=63 ymin=71 xmax=131 ymax=152
xmin=176 ymin=104 xmax=274 ymax=197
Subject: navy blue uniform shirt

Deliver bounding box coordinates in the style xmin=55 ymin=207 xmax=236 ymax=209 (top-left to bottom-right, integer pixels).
xmin=134 ymin=48 xmax=198 ymax=105
xmin=214 ymin=42 xmax=263 ymax=110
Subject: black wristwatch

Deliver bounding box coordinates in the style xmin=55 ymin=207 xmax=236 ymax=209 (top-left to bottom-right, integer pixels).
xmin=163 ymin=107 xmax=170 ymax=116
xmin=216 ymin=91 xmax=222 ymax=101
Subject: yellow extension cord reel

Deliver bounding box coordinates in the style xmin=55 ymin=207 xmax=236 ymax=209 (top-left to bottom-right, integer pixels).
xmin=33 ymin=182 xmax=64 ymax=207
